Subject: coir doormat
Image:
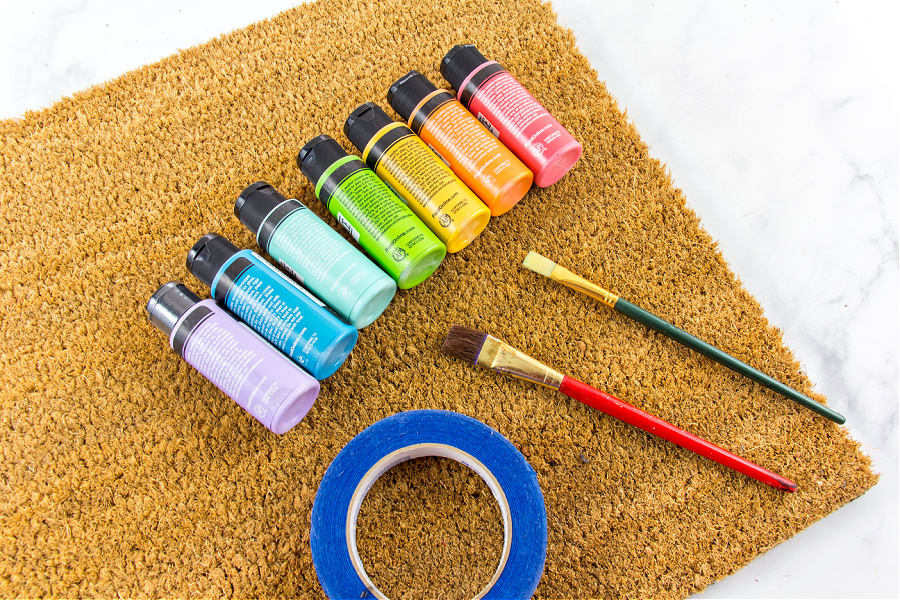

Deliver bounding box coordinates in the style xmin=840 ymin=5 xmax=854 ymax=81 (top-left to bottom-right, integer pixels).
xmin=0 ymin=0 xmax=876 ymax=597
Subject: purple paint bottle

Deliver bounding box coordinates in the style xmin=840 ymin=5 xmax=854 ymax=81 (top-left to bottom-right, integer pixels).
xmin=146 ymin=282 xmax=320 ymax=434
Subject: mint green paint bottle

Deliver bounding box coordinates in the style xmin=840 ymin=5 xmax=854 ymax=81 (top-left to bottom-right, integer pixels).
xmin=297 ymin=135 xmax=447 ymax=290
xmin=234 ymin=181 xmax=396 ymax=329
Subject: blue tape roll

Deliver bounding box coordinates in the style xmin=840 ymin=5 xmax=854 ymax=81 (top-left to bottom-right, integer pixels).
xmin=310 ymin=409 xmax=547 ymax=599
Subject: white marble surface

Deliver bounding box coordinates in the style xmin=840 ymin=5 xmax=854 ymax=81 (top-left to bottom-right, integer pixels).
xmin=1 ymin=1 xmax=896 ymax=598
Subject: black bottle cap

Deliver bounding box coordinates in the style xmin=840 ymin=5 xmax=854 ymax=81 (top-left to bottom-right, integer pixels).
xmin=185 ymin=233 xmax=240 ymax=289
xmin=344 ymin=102 xmax=395 ymax=153
xmin=146 ymin=281 xmax=202 ymax=339
xmin=440 ymin=44 xmax=490 ymax=92
xmin=235 ymin=181 xmax=291 ymax=238
xmin=297 ymin=134 xmax=350 ymax=189
xmin=387 ymin=70 xmax=439 ymax=123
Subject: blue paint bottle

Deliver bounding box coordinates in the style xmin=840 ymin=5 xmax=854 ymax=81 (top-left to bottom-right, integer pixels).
xmin=186 ymin=234 xmax=357 ymax=380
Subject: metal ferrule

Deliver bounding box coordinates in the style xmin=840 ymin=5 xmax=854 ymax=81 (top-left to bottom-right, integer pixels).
xmin=551 ymin=265 xmax=619 ymax=308
xmin=476 ymin=336 xmax=564 ymax=389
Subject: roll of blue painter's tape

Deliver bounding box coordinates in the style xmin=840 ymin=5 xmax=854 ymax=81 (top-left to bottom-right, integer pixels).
xmin=310 ymin=409 xmax=547 ymax=599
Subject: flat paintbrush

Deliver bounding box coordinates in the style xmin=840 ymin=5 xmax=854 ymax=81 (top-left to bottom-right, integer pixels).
xmin=441 ymin=325 xmax=798 ymax=492
xmin=522 ymin=251 xmax=845 ymax=425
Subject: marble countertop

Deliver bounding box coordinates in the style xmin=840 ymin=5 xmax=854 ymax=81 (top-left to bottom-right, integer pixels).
xmin=1 ymin=1 xmax=896 ymax=597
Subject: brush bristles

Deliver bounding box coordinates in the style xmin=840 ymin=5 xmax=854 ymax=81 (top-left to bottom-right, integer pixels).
xmin=441 ymin=325 xmax=488 ymax=364
xmin=522 ymin=251 xmax=557 ymax=277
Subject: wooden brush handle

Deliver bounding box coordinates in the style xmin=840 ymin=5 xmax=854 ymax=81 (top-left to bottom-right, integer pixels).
xmin=558 ymin=376 xmax=797 ymax=492
xmin=614 ymin=298 xmax=845 ymax=424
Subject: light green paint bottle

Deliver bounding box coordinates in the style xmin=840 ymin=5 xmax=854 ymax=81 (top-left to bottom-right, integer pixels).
xmin=297 ymin=135 xmax=446 ymax=289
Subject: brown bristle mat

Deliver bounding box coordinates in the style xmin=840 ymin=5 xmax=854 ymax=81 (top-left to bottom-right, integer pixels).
xmin=0 ymin=0 xmax=876 ymax=597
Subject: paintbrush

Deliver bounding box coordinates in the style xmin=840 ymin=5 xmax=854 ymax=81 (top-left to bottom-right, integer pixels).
xmin=522 ymin=251 xmax=845 ymax=425
xmin=441 ymin=325 xmax=797 ymax=492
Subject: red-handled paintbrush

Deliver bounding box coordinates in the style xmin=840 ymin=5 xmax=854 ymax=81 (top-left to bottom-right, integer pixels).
xmin=441 ymin=325 xmax=797 ymax=492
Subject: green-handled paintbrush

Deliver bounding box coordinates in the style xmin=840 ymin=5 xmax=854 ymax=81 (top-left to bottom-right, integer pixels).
xmin=522 ymin=251 xmax=846 ymax=424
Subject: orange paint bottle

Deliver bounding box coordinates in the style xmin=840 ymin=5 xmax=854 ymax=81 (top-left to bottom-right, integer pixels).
xmin=388 ymin=71 xmax=534 ymax=216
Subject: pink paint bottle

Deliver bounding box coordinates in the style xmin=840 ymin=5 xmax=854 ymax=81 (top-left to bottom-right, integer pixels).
xmin=440 ymin=45 xmax=583 ymax=188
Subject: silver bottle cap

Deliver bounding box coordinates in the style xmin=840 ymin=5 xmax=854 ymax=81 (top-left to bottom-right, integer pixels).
xmin=146 ymin=282 xmax=202 ymax=339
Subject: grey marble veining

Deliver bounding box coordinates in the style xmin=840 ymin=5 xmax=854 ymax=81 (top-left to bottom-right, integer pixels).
xmin=1 ymin=0 xmax=897 ymax=597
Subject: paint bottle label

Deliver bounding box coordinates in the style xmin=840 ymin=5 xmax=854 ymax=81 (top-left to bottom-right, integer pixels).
xmin=335 ymin=211 xmax=361 ymax=242
xmin=427 ymin=142 xmax=453 ymax=168
xmin=277 ymin=259 xmax=303 ymax=285
xmin=210 ymin=249 xmax=357 ymax=380
xmin=475 ymin=112 xmax=500 ymax=138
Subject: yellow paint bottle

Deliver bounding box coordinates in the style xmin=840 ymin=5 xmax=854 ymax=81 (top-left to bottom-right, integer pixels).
xmin=344 ymin=102 xmax=491 ymax=253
